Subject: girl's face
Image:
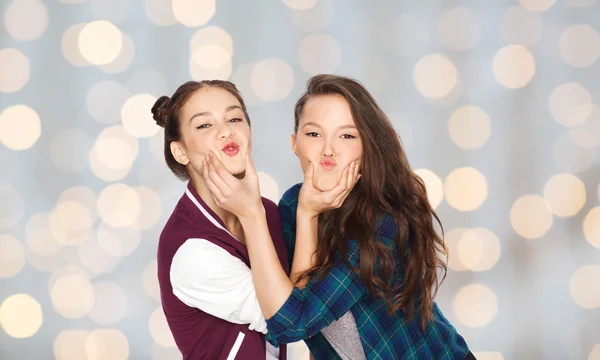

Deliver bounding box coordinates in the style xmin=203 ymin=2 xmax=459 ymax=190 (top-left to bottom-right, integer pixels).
xmin=291 ymin=94 xmax=363 ymax=191
xmin=171 ymin=87 xmax=251 ymax=179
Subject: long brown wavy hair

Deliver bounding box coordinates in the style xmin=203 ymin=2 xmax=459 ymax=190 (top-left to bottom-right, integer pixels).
xmin=294 ymin=74 xmax=448 ymax=328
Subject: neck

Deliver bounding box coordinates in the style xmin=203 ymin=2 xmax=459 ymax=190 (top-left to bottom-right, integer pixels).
xmin=190 ymin=174 xmax=241 ymax=233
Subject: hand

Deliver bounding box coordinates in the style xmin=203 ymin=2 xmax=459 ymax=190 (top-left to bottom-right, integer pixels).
xmin=297 ymin=160 xmax=361 ymax=219
xmin=201 ymin=149 xmax=263 ymax=219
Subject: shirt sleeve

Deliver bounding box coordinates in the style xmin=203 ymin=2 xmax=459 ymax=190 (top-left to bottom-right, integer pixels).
xmin=277 ymin=184 xmax=301 ymax=268
xmin=265 ymin=240 xmax=369 ymax=346
xmin=170 ymin=238 xmax=267 ymax=333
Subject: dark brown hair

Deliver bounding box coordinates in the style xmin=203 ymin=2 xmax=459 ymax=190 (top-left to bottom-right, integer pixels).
xmin=151 ymin=80 xmax=250 ymax=181
xmin=295 ymin=74 xmax=448 ymax=328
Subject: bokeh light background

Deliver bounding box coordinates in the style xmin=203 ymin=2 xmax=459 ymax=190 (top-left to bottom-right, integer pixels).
xmin=1 ymin=0 xmax=600 ymax=359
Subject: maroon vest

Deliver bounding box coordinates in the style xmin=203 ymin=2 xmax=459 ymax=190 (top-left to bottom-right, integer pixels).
xmin=157 ymin=182 xmax=289 ymax=360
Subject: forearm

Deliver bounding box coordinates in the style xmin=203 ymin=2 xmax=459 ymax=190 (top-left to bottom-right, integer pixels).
xmin=290 ymin=210 xmax=319 ymax=287
xmin=239 ymin=208 xmax=294 ymax=319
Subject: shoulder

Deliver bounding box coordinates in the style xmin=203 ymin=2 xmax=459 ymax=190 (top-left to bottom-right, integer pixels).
xmin=279 ymin=183 xmax=302 ymax=208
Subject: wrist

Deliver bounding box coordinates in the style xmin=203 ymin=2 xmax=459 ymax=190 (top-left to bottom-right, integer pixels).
xmin=297 ymin=206 xmax=319 ymax=220
xmin=238 ymin=203 xmax=266 ymax=223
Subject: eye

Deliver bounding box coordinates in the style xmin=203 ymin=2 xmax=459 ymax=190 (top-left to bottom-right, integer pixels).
xmin=228 ymin=118 xmax=242 ymax=123
xmin=196 ymin=124 xmax=211 ymax=129
xmin=305 ymin=132 xmax=320 ymax=137
xmin=341 ymin=134 xmax=356 ymax=139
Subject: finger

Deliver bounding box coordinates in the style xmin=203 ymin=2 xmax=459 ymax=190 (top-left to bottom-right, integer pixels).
xmin=207 ymin=155 xmax=233 ymax=195
xmin=203 ymin=161 xmax=226 ymax=202
xmin=324 ymin=164 xmax=350 ymax=202
xmin=304 ymin=162 xmax=314 ymax=182
xmin=244 ymin=147 xmax=258 ymax=177
xmin=209 ymin=152 xmax=238 ymax=188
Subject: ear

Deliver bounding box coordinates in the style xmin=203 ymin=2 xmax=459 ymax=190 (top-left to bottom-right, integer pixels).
xmin=290 ymin=133 xmax=298 ymax=157
xmin=170 ymin=141 xmax=189 ymax=165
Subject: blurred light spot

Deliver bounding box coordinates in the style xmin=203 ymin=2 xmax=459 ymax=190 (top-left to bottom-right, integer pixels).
xmin=590 ymin=344 xmax=600 ymax=360
xmin=152 ymin=344 xmax=183 ymax=360
xmin=448 ymin=105 xmax=491 ymax=149
xmin=429 ymin=72 xmax=464 ymax=108
xmin=283 ymin=0 xmax=318 ymax=9
xmin=559 ymin=24 xmax=600 ymax=68
xmin=4 ymin=0 xmax=48 ymax=41
xmin=438 ymin=7 xmax=482 ymax=51
xmin=413 ymin=54 xmax=458 ymax=99
xmin=89 ymin=0 xmax=132 ymax=23
xmin=122 ymin=94 xmax=160 ymax=138
xmin=144 ymin=0 xmax=177 ymax=26
xmin=97 ymin=184 xmax=141 ymax=228
xmin=173 ymin=0 xmax=215 ymax=27
xmin=0 ymin=48 xmax=30 ymax=93
xmin=90 ymin=125 xmax=139 ymax=180
xmin=54 ymin=330 xmax=89 ymax=360
xmin=190 ymin=26 xmax=233 ymax=58
xmin=388 ymin=113 xmax=413 ymax=149
xmin=48 ymin=208 xmax=91 ymax=246
xmin=569 ymin=265 xmax=600 ymax=308
xmin=231 ymin=63 xmax=264 ymax=106
xmin=62 ymin=24 xmax=91 ymax=67
xmin=251 ymin=58 xmax=294 ymax=102
xmin=85 ymin=329 xmax=129 ymax=360
xmin=501 ymin=6 xmax=543 ymax=47
xmin=78 ymin=21 xmax=123 ymax=65
xmin=519 ymin=0 xmax=556 ymax=11
xmin=549 ymin=83 xmax=593 ymax=128
xmin=554 ymin=131 xmax=596 ymax=173
xmin=99 ymin=33 xmax=135 ymax=74
xmin=453 ymin=284 xmax=498 ymax=327
xmin=543 ymin=173 xmax=586 ymax=217
xmin=51 ymin=128 xmax=93 ymax=172
xmin=126 ymin=68 xmax=169 ymax=97
xmin=49 ymin=265 xmax=90 ymax=288
xmin=0 ymin=105 xmax=41 ymax=151
xmin=0 ymin=294 xmax=43 ymax=338
xmin=51 ymin=274 xmax=95 ymax=318
xmin=97 ymin=222 xmax=141 ymax=257
xmin=414 ymin=169 xmax=443 ymax=209
xmin=0 ymin=185 xmax=25 ymax=228
xmin=445 ymin=228 xmax=469 ymax=271
xmin=570 ymin=105 xmax=600 ymax=148
xmin=298 ymin=33 xmax=341 ymax=75
xmin=444 ymin=167 xmax=488 ymax=211
xmin=189 ymin=46 xmax=232 ymax=81
xmin=473 ymin=352 xmax=504 ymax=360
xmin=25 ymin=213 xmax=64 ymax=256
xmin=584 ymin=207 xmax=600 ymax=249
xmin=457 ymin=228 xmax=501 ymax=272
xmin=87 ymin=81 xmax=130 ymax=125
xmin=88 ymin=282 xmax=127 ymax=325
xmin=143 ymin=260 xmax=160 ymax=301
xmin=566 ymin=0 xmax=596 ymax=6
xmin=492 ymin=45 xmax=535 ymax=89
xmin=55 ymin=201 xmax=94 ymax=232
xmin=134 ymin=186 xmax=162 ymax=230
xmin=78 ymin=234 xmax=120 ymax=275
xmin=149 ymin=307 xmax=177 ymax=348
xmin=0 ymin=235 xmax=25 ymax=278
xmin=389 ymin=14 xmax=429 ymax=59
xmin=510 ymin=195 xmax=553 ymax=239
xmin=257 ymin=172 xmax=280 ymax=203
xmin=292 ymin=0 xmax=334 ymax=32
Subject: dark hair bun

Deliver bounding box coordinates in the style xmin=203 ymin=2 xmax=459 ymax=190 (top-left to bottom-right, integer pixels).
xmin=151 ymin=96 xmax=170 ymax=127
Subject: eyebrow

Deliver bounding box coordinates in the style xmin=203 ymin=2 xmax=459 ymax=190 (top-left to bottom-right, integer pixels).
xmin=189 ymin=105 xmax=243 ymax=123
xmin=301 ymin=122 xmax=357 ymax=130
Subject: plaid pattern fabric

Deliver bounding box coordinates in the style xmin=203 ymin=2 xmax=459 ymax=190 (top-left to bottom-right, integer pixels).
xmin=266 ymin=183 xmax=470 ymax=360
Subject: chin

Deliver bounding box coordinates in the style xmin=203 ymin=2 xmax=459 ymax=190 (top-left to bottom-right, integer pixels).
xmin=312 ymin=172 xmax=339 ymax=192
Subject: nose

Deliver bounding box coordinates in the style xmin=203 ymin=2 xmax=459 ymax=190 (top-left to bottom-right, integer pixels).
xmin=321 ymin=138 xmax=334 ymax=157
xmin=217 ymin=123 xmax=235 ymax=140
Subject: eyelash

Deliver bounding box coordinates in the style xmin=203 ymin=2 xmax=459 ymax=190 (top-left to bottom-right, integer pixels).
xmin=305 ymin=132 xmax=356 ymax=139
xmin=196 ymin=118 xmax=243 ymax=129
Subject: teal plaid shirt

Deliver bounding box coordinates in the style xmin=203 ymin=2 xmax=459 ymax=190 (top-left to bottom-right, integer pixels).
xmin=265 ymin=184 xmax=471 ymax=360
